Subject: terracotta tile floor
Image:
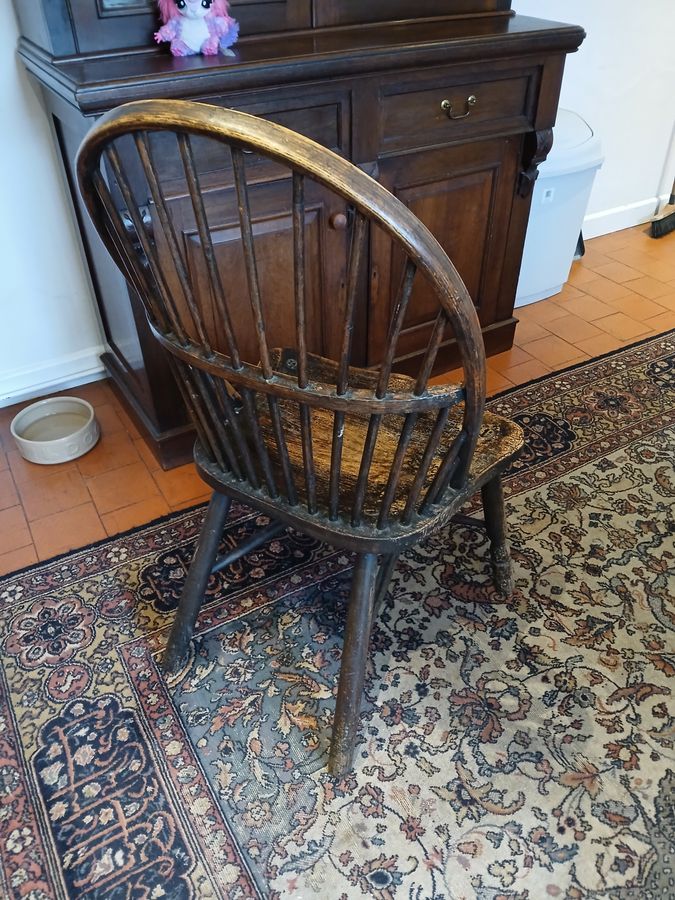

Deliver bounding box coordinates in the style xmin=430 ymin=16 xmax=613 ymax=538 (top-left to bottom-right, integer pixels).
xmin=1 ymin=224 xmax=674 ymax=575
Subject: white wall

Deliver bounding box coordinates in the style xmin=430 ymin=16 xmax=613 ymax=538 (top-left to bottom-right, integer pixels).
xmin=516 ymin=0 xmax=675 ymax=237
xmin=0 ymin=5 xmax=104 ymax=408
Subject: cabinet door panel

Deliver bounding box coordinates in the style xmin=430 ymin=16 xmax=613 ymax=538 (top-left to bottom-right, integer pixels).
xmin=369 ymin=137 xmax=520 ymax=367
xmin=152 ymin=178 xmax=350 ymax=365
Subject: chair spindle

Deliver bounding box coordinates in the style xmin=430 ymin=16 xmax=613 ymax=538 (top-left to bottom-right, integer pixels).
xmin=176 ymin=133 xmax=242 ymax=368
xmin=194 ymin=370 xmax=244 ymax=479
xmin=132 ymin=134 xmax=212 ymax=353
xmin=328 ymin=212 xmax=368 ymax=519
xmin=420 ymin=431 xmax=467 ymax=512
xmin=231 ymin=147 xmax=272 ymax=378
xmin=336 ymin=212 xmax=368 ymax=394
xmin=211 ymin=379 xmax=260 ymax=488
xmin=414 ymin=310 xmax=447 ymax=396
xmin=292 ymin=173 xmax=317 ymax=511
xmin=239 ymin=388 xmax=279 ymax=498
xmin=376 ymin=258 xmax=417 ymax=398
xmin=104 ymin=145 xmax=188 ymax=345
xmin=179 ymin=365 xmax=228 ymax=472
xmin=377 ymin=413 xmax=419 ymax=528
xmin=401 ymin=407 xmax=451 ymax=523
xmin=91 ymin=170 xmax=169 ymax=333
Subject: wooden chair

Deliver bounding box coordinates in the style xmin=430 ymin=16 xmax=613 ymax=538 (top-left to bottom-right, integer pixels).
xmin=77 ymin=100 xmax=523 ymax=775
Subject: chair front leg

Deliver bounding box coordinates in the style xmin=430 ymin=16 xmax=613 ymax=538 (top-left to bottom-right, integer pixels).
xmin=374 ymin=553 xmax=399 ymax=613
xmin=481 ymin=475 xmax=514 ymax=596
xmin=162 ymin=492 xmax=231 ymax=673
xmin=329 ymin=552 xmax=379 ymax=776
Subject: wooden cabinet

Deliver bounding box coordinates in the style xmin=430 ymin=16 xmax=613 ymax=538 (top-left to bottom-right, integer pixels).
xmin=371 ymin=137 xmax=521 ymax=372
xmin=15 ymin=3 xmax=584 ymax=466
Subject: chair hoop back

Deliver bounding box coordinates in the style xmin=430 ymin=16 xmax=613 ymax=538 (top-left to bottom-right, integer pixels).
xmin=77 ymin=99 xmax=487 ymax=532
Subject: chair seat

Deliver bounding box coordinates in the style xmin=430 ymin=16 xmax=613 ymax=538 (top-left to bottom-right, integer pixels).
xmin=249 ymin=351 xmax=524 ymax=522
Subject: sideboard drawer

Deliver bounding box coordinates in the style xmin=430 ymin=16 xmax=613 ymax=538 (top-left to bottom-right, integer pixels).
xmin=379 ymin=70 xmax=536 ymax=154
xmin=209 ymin=90 xmax=351 ymax=157
xmin=152 ymin=90 xmax=351 ymax=194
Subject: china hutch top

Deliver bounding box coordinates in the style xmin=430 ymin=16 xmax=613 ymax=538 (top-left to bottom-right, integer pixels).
xmin=17 ymin=1 xmax=517 ymax=57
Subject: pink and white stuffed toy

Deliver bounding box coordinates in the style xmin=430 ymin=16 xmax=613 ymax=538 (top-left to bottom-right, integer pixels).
xmin=155 ymin=0 xmax=239 ymax=57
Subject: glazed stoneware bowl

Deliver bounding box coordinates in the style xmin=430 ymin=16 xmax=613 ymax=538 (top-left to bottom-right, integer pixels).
xmin=10 ymin=396 xmax=100 ymax=465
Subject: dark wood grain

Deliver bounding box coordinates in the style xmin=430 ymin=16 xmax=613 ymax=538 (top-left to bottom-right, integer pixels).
xmin=315 ymin=0 xmax=512 ymax=28
xmin=162 ymin=492 xmax=231 ymax=673
xmin=18 ymin=17 xmax=585 ymax=114
xmin=328 ymin=552 xmax=379 ymax=774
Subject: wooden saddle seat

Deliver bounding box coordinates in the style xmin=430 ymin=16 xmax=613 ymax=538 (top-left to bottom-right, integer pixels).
xmin=212 ymin=348 xmax=524 ymax=529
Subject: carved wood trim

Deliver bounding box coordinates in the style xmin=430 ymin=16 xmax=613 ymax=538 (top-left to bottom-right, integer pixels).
xmin=517 ymin=128 xmax=553 ymax=198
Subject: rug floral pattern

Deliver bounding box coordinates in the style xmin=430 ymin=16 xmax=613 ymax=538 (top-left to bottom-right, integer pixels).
xmin=1 ymin=333 xmax=674 ymax=899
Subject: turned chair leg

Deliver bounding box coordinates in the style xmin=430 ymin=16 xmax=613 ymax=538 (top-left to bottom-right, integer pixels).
xmin=163 ymin=492 xmax=231 ymax=673
xmin=374 ymin=553 xmax=399 ymax=613
xmin=481 ymin=475 xmax=514 ymax=596
xmin=329 ymin=552 xmax=379 ymax=776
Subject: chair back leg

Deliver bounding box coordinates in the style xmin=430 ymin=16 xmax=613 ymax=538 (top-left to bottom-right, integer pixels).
xmin=481 ymin=476 xmax=514 ymax=596
xmin=162 ymin=492 xmax=232 ymax=672
xmin=329 ymin=552 xmax=379 ymax=775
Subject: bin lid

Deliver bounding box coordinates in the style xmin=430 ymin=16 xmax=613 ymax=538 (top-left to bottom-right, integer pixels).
xmin=539 ymin=109 xmax=604 ymax=177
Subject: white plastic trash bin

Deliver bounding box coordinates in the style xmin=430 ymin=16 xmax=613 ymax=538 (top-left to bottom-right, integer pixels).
xmin=515 ymin=110 xmax=604 ymax=307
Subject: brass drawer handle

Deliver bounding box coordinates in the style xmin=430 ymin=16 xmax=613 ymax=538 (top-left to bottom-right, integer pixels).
xmin=440 ymin=95 xmax=477 ymax=120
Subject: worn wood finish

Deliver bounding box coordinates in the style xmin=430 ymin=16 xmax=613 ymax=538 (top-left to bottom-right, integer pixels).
xmin=374 ymin=553 xmax=400 ymax=611
xmin=78 ymin=99 xmax=524 ymax=773
xmin=314 ymin=0 xmax=512 ymax=28
xmin=328 ymin=552 xmax=379 ymax=774
xmin=162 ymin=491 xmax=232 ymax=673
xmin=481 ymin=474 xmax=514 ymax=595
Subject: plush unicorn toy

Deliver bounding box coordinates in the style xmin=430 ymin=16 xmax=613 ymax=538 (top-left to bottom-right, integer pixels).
xmin=155 ymin=0 xmax=239 ymax=57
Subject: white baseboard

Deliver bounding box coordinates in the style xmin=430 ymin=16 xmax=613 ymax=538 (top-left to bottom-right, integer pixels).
xmin=582 ymin=194 xmax=668 ymax=239
xmin=0 ymin=346 xmax=106 ymax=409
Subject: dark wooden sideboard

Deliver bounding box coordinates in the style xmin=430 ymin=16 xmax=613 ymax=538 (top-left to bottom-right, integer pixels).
xmin=15 ymin=1 xmax=584 ymax=467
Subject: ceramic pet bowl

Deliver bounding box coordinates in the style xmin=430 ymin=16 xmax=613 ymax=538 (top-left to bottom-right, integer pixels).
xmin=10 ymin=396 xmax=100 ymax=465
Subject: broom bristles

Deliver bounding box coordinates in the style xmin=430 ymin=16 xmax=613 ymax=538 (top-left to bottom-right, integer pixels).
xmin=650 ymin=204 xmax=675 ymax=238
xmin=650 ymin=177 xmax=675 ymax=239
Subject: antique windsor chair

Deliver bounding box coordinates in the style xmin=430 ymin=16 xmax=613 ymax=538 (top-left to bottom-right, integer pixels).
xmin=77 ymin=99 xmax=523 ymax=775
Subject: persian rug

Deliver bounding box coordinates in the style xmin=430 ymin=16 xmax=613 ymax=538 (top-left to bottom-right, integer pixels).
xmin=1 ymin=332 xmax=674 ymax=900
